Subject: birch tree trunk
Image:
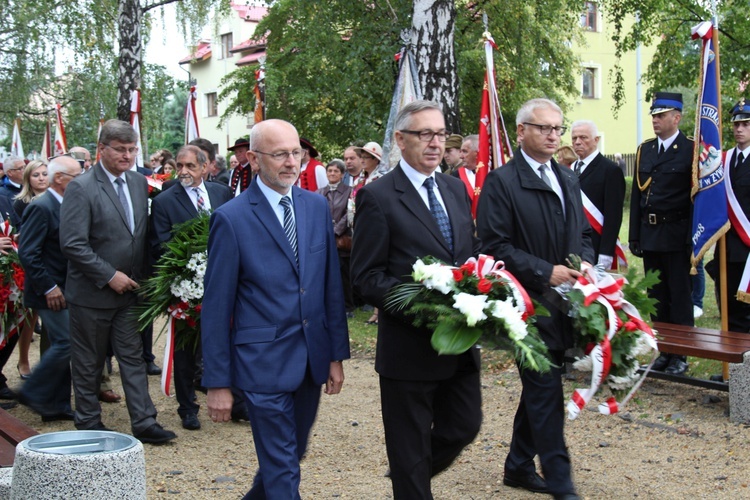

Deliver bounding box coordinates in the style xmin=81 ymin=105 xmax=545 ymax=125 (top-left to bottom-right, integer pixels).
xmin=117 ymin=0 xmax=142 ymax=122
xmin=411 ymin=0 xmax=460 ymax=133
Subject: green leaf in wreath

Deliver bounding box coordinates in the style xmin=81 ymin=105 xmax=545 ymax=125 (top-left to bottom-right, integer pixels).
xmin=431 ymin=322 xmax=482 ymax=355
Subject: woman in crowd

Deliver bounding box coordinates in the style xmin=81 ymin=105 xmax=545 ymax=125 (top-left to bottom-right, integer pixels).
xmin=162 ymin=159 xmax=177 ymax=176
xmin=555 ymin=145 xmax=577 ymax=168
xmin=13 ymin=159 xmax=48 ymax=379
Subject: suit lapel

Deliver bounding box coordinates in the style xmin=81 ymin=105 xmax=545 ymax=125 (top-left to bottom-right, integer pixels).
xmin=248 ymin=182 xmax=299 ymax=273
xmin=393 ymin=166 xmax=452 ymax=254
xmin=293 ymin=188 xmax=308 ymax=273
xmin=174 ymin=185 xmax=198 ymax=218
xmin=125 ymin=170 xmax=146 ymax=234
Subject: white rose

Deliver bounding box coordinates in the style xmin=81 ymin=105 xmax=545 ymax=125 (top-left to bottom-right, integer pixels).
xmin=452 ymin=292 xmax=488 ymax=326
xmin=489 ymin=298 xmax=528 ymax=341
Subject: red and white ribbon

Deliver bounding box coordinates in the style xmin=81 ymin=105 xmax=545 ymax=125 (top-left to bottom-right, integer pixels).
xmin=1 ymin=220 xmax=18 ymax=251
xmin=725 ymin=147 xmax=750 ymax=302
xmin=466 ymin=254 xmax=534 ymax=319
xmin=160 ymin=304 xmax=184 ymax=397
xmin=581 ymin=192 xmax=627 ymax=270
xmin=567 ymin=265 xmax=658 ymax=419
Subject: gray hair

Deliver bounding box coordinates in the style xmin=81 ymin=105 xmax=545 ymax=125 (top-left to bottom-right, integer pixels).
xmin=215 ymin=154 xmax=227 ymax=171
xmin=394 ymin=100 xmax=444 ymax=131
xmin=176 ymin=145 xmax=207 ymax=166
xmin=4 ymin=155 xmax=23 ymax=169
xmin=327 ymin=159 xmax=346 ymax=174
xmin=570 ymin=120 xmax=599 ymax=138
xmin=516 ymin=98 xmax=563 ymax=126
xmin=99 ymin=119 xmax=138 ymax=145
xmin=463 ymin=134 xmax=479 ymax=151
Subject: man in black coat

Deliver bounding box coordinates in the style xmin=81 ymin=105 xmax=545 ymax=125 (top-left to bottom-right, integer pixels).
xmin=477 ymin=98 xmax=592 ymax=500
xmin=629 ymin=92 xmax=695 ymax=375
xmin=150 ymin=145 xmax=233 ymax=431
xmin=17 ymin=156 xmax=82 ymax=420
xmin=351 ymin=100 xmax=482 ymax=499
xmin=571 ymin=120 xmax=626 ymax=268
xmin=709 ymin=99 xmax=750 ymax=333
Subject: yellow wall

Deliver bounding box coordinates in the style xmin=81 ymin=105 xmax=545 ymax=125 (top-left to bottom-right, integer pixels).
xmin=564 ymin=10 xmax=658 ymax=155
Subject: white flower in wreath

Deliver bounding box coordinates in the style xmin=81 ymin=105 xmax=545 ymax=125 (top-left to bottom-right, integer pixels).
xmin=573 ymin=356 xmax=593 ymax=371
xmin=489 ymin=298 xmax=527 ymax=341
xmin=608 ymin=364 xmax=639 ymax=391
xmin=452 ymin=292 xmax=488 ymax=327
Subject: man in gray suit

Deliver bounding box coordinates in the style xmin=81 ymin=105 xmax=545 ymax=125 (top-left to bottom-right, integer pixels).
xmin=60 ymin=119 xmax=176 ymax=444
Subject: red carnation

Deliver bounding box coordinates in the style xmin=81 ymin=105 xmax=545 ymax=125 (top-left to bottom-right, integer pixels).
xmin=477 ymin=278 xmax=492 ymax=294
xmin=452 ymin=269 xmax=464 ymax=282
xmin=624 ymin=321 xmax=637 ymax=332
xmin=460 ymin=262 xmax=476 ymax=275
xmin=194 ymin=304 xmax=202 ymax=313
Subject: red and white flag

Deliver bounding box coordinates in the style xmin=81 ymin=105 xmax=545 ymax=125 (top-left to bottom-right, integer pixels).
xmin=185 ymin=86 xmax=200 ymax=144
xmin=53 ymin=103 xmax=68 ymax=156
xmin=40 ymin=120 xmax=52 ymax=161
xmin=10 ymin=119 xmax=24 ymax=159
xmin=475 ymin=31 xmax=513 ymax=217
xmin=130 ymin=89 xmax=144 ymax=169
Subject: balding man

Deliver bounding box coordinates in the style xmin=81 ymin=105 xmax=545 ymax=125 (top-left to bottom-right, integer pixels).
xmin=69 ymin=146 xmax=93 ymax=171
xmin=570 ymin=120 xmax=626 ymax=269
xmin=18 ymin=156 xmax=82 ymax=421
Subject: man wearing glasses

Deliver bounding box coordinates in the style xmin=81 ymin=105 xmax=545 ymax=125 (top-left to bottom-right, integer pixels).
xmin=0 ymin=155 xmax=25 ymax=199
xmin=60 ymin=119 xmax=176 ymax=444
xmin=477 ymin=98 xmax=592 ymax=500
xmin=351 ymin=100 xmax=482 ymax=499
xmin=201 ymin=119 xmax=350 ymax=498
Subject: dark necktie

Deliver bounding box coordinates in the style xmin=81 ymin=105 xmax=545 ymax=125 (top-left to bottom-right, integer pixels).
xmin=114 ymin=178 xmax=132 ymax=232
xmin=574 ymin=160 xmax=584 ymax=176
xmin=735 ymin=151 xmax=745 ymax=170
xmin=193 ymin=187 xmax=205 ymax=211
xmin=539 ymin=164 xmax=552 ymax=188
xmin=423 ymin=177 xmax=453 ymax=252
xmin=279 ymin=196 xmax=298 ymax=263
xmin=658 ymin=143 xmax=665 ymax=156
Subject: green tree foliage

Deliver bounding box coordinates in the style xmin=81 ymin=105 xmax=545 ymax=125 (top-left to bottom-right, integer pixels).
xmin=219 ymin=0 xmax=583 ymax=156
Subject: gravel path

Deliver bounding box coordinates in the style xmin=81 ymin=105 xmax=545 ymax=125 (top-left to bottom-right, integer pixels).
xmin=5 ymin=340 xmax=750 ymax=498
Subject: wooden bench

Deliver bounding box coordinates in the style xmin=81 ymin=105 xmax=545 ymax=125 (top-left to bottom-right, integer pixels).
xmin=0 ymin=408 xmax=38 ymax=467
xmin=649 ymin=321 xmax=750 ymax=423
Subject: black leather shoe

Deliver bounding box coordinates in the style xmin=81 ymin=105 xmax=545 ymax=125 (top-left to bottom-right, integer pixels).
xmin=503 ymin=470 xmax=550 ymax=494
xmin=181 ymin=413 xmax=201 ymax=430
xmin=42 ymin=410 xmax=75 ymax=422
xmin=135 ymin=423 xmax=176 ymax=444
xmin=652 ymin=353 xmax=671 ymax=371
xmin=146 ymin=362 xmax=162 ymax=376
xmin=665 ymin=357 xmax=689 ymax=375
xmin=0 ymin=386 xmax=16 ymax=400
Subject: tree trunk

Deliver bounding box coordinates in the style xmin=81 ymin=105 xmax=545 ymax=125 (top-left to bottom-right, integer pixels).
xmin=411 ymin=0 xmax=460 ymax=133
xmin=117 ymin=0 xmax=142 ymax=122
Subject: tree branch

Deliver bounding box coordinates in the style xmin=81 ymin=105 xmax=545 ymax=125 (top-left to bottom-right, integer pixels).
xmin=142 ymin=0 xmax=182 ymax=14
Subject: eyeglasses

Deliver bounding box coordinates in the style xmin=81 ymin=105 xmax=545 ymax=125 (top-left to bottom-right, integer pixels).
xmin=105 ymin=145 xmax=139 ymax=155
xmin=399 ymin=130 xmax=451 ymax=142
xmin=253 ymin=150 xmax=302 ymax=161
xmin=523 ymin=122 xmax=567 ymax=136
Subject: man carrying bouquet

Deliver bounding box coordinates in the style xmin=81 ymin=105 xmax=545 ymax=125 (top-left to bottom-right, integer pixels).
xmin=477 ymin=98 xmax=593 ymax=500
xmin=351 ymin=100 xmax=482 ymax=499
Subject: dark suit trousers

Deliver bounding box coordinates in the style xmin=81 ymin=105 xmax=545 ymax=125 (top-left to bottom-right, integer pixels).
xmin=505 ymin=350 xmax=575 ymax=496
xmin=173 ymin=346 xmax=199 ymax=417
xmin=643 ymin=250 xmax=694 ymax=327
xmin=0 ymin=333 xmax=19 ymax=388
xmin=69 ymin=303 xmax=158 ymax=434
xmin=379 ymin=352 xmax=482 ymax=500
xmin=241 ymin=369 xmax=322 ymax=500
xmin=709 ymin=260 xmax=750 ymax=333
xmin=338 ymin=253 xmax=354 ymax=312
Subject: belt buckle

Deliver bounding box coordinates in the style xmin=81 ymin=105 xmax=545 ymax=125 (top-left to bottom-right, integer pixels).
xmin=648 ymin=213 xmax=657 ymax=225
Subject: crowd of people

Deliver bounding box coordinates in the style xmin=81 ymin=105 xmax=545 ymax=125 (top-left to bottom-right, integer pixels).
xmin=0 ymin=89 xmax=747 ymax=499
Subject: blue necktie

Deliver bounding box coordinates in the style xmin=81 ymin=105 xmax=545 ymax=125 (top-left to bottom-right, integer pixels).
xmin=279 ymin=196 xmax=298 ymax=263
xmin=423 ymin=177 xmax=453 ymax=252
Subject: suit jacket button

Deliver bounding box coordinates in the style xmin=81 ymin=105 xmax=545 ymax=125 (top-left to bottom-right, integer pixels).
xmin=300 ymin=288 xmax=305 ymax=294
xmin=303 ymin=319 xmax=308 ymax=326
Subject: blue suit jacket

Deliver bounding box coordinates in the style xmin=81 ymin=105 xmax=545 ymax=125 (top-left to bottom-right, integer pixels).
xmin=201 ymin=180 xmax=350 ymax=393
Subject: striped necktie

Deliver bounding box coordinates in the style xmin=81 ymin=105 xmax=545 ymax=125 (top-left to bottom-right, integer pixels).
xmin=279 ymin=196 xmax=298 ymax=263
xmin=192 ymin=187 xmax=205 ymax=211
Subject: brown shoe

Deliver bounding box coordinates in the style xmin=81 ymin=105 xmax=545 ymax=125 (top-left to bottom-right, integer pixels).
xmin=98 ymin=390 xmax=122 ymax=403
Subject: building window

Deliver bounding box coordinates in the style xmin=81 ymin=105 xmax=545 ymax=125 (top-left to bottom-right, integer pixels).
xmin=581 ymin=2 xmax=597 ymax=31
xmin=206 ymin=92 xmax=218 ymax=117
xmin=220 ymin=33 xmax=233 ymax=59
xmin=582 ymin=68 xmax=596 ymax=98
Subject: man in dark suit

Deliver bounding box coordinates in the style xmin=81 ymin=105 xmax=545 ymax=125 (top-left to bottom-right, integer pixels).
xmin=0 ymin=155 xmax=24 ymax=200
xmin=60 ymin=119 xmax=176 ymax=443
xmin=477 ymin=98 xmax=592 ymax=500
xmin=201 ymin=119 xmax=350 ymax=498
xmin=571 ymin=120 xmax=626 ymax=268
xmin=351 ymin=100 xmax=482 ymax=499
xmin=150 ymin=145 xmax=232 ymax=430
xmin=709 ymin=99 xmax=750 ymax=333
xmin=17 ymin=156 xmax=82 ymax=421
xmin=629 ymin=92 xmax=695 ymax=375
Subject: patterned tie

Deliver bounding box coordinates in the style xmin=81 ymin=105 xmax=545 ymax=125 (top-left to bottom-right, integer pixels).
xmin=114 ymin=178 xmax=132 ymax=232
xmin=423 ymin=177 xmax=453 ymax=252
xmin=279 ymin=196 xmax=298 ymax=263
xmin=539 ymin=164 xmax=552 ymax=188
xmin=192 ymin=187 xmax=205 ymax=211
xmin=574 ymin=160 xmax=584 ymax=176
